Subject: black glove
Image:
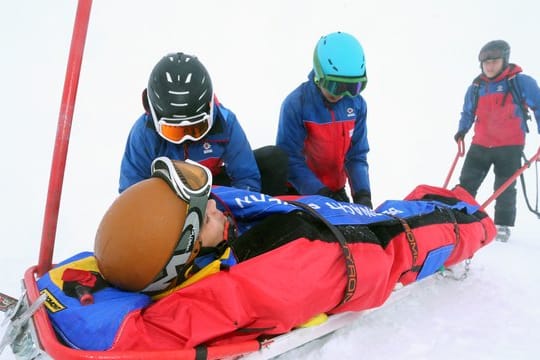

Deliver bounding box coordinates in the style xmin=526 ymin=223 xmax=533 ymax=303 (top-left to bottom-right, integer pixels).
xmin=333 ymin=188 xmax=351 ymax=202
xmin=317 ymin=187 xmax=351 ymax=202
xmin=454 ymin=130 xmax=466 ymax=143
xmin=353 ymin=190 xmax=372 ymax=209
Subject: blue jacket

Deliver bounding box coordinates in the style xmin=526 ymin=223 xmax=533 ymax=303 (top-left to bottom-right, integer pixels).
xmin=457 ymin=64 xmax=540 ymax=147
xmin=119 ymin=101 xmax=261 ymax=193
xmin=276 ymin=71 xmax=370 ymax=195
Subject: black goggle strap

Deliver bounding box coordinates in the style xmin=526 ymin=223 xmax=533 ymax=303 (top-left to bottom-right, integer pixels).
xmin=141 ymin=195 xmax=207 ymax=295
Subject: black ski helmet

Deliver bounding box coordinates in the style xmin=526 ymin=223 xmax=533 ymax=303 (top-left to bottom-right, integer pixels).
xmin=147 ymin=53 xmax=214 ymax=142
xmin=478 ymin=40 xmax=510 ymax=66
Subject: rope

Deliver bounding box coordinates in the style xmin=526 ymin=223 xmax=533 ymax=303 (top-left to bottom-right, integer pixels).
xmin=519 ymin=152 xmax=540 ymax=218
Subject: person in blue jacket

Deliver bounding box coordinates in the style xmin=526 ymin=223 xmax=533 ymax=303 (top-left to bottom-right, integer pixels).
xmin=120 ymin=52 xmax=287 ymax=195
xmin=276 ymin=32 xmax=372 ymax=208
xmin=454 ymin=40 xmax=540 ymax=242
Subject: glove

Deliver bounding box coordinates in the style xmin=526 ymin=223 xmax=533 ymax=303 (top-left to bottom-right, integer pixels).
xmin=454 ymin=130 xmax=466 ymax=143
xmin=353 ymin=190 xmax=373 ymax=209
xmin=333 ymin=188 xmax=351 ymax=202
xmin=317 ymin=187 xmax=351 ymax=202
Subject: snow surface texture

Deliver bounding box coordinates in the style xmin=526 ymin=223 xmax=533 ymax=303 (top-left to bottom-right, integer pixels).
xmin=1 ymin=0 xmax=539 ymax=359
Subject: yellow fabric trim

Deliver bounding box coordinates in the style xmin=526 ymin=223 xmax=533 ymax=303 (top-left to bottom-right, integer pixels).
xmin=297 ymin=313 xmax=329 ymax=328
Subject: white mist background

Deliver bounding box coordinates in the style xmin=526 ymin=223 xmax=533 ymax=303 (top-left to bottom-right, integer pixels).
xmin=1 ymin=1 xmax=539 ymax=359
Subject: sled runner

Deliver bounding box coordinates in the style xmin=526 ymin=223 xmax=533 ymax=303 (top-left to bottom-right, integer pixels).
xmin=1 ymin=182 xmax=498 ymax=359
xmin=0 ymin=292 xmax=17 ymax=313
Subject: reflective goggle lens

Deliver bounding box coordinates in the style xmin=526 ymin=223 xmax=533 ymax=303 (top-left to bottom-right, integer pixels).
xmin=147 ymin=91 xmax=213 ymax=144
xmin=159 ymin=116 xmax=210 ymax=143
xmin=151 ymin=157 xmax=212 ymax=203
xmin=319 ymin=76 xmax=367 ymax=97
xmin=479 ymin=49 xmax=504 ymax=62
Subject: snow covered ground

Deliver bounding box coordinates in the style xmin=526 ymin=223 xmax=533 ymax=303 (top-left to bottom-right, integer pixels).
xmin=1 ymin=0 xmax=539 ymax=359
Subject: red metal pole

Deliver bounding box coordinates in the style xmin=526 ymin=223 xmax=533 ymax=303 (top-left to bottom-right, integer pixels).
xmin=481 ymin=146 xmax=540 ymax=210
xmin=443 ymin=139 xmax=465 ymax=189
xmin=37 ymin=0 xmax=93 ymax=277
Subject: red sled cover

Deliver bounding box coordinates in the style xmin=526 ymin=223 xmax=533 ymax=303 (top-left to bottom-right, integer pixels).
xmin=109 ymin=184 xmax=496 ymax=352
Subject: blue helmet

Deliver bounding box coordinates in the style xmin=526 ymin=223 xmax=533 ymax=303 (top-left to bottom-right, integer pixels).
xmin=313 ymin=32 xmax=366 ymax=81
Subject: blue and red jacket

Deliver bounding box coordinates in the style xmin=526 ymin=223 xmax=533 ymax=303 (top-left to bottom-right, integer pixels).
xmin=119 ymin=100 xmax=261 ymax=193
xmin=276 ymin=71 xmax=370 ymax=196
xmin=457 ymin=64 xmax=540 ymax=147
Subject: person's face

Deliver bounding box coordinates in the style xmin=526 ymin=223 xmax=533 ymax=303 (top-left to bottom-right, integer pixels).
xmin=319 ymin=86 xmax=345 ymax=103
xmin=197 ymin=199 xmax=226 ymax=247
xmin=481 ymin=58 xmax=504 ymax=78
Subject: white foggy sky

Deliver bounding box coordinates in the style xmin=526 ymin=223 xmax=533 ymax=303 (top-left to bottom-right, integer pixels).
xmin=1 ymin=1 xmax=539 ymax=358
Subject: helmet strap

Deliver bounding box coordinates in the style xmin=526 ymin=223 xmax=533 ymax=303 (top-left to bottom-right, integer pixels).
xmin=141 ymin=88 xmax=150 ymax=114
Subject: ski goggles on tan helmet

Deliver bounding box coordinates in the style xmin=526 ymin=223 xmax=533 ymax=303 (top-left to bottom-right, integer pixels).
xmin=142 ymin=157 xmax=213 ymax=294
xmin=147 ymin=91 xmax=214 ymax=144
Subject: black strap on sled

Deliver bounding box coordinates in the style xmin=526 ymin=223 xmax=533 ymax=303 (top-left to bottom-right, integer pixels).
xmin=289 ymin=201 xmax=357 ymax=306
xmin=441 ymin=207 xmax=463 ymax=252
xmin=386 ymin=215 xmax=421 ymax=273
xmin=471 ymin=76 xmax=482 ymax=119
xmin=195 ymin=346 xmax=208 ymax=360
xmin=519 ymin=152 xmax=540 ymax=218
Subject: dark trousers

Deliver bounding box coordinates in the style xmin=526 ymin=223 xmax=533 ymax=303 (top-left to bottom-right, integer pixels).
xmin=214 ymin=145 xmax=289 ymax=196
xmin=458 ymin=144 xmax=523 ymax=226
xmin=254 ymin=145 xmax=289 ymax=196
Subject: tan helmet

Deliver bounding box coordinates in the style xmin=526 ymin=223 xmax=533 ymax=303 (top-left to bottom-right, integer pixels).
xmin=94 ymin=158 xmax=212 ymax=295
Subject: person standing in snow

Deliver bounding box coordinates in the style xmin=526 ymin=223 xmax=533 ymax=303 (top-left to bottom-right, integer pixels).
xmin=276 ymin=31 xmax=372 ymax=208
xmin=454 ymin=40 xmax=540 ymax=242
xmin=119 ymin=52 xmax=287 ymax=195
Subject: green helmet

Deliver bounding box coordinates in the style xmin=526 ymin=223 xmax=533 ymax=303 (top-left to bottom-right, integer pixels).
xmin=313 ymin=32 xmax=366 ymax=80
xmin=313 ymin=32 xmax=367 ymax=96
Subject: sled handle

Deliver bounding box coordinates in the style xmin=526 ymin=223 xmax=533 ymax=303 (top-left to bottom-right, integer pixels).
xmin=37 ymin=0 xmax=93 ymax=277
xmin=443 ymin=138 xmax=465 ymax=189
xmin=481 ymin=146 xmax=540 ymax=210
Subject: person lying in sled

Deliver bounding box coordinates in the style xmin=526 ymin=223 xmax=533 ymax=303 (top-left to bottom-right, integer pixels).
xmin=37 ymin=157 xmax=496 ymax=352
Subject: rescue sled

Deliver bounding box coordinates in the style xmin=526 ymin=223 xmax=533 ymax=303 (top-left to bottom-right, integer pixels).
xmin=1 ymin=1 xmax=539 ymax=359
xmin=3 ymin=185 xmax=498 ymax=360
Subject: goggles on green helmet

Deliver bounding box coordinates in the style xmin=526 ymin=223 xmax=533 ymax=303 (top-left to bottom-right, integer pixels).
xmin=317 ymin=75 xmax=367 ymax=97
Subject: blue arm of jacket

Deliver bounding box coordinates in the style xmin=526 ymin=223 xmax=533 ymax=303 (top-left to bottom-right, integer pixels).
xmin=518 ymin=74 xmax=540 ymax=134
xmin=345 ymin=104 xmax=371 ymax=195
xmin=218 ymin=106 xmax=261 ymax=191
xmin=457 ymin=85 xmax=476 ymax=134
